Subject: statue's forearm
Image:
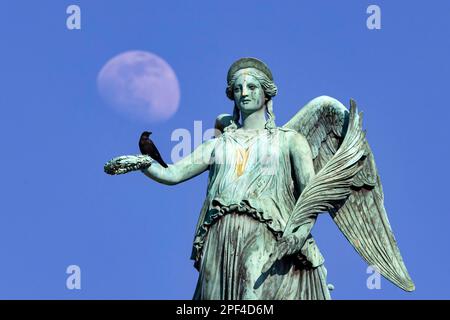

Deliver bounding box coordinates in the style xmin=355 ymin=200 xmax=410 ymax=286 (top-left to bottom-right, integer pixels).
xmin=141 ymin=164 xmax=181 ymax=185
xmin=141 ymin=139 xmax=215 ymax=185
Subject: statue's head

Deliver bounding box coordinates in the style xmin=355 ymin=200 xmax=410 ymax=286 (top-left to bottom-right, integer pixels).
xmin=225 ymin=58 xmax=278 ymax=130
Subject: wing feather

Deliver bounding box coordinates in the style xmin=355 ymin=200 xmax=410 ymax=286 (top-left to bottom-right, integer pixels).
xmin=284 ymin=96 xmax=415 ymax=292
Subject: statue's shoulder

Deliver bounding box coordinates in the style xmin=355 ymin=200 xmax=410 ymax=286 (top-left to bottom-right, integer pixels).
xmin=275 ymin=127 xmax=310 ymax=151
xmin=276 ymin=126 xmax=306 ymax=140
xmin=276 ymin=126 xmax=297 ymax=134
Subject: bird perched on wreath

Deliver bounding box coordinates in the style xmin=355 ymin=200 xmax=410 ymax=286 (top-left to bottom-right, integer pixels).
xmin=138 ymin=131 xmax=168 ymax=168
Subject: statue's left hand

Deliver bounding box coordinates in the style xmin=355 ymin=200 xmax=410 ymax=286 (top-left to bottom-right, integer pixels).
xmin=262 ymin=234 xmax=302 ymax=273
xmin=104 ymin=155 xmax=153 ymax=175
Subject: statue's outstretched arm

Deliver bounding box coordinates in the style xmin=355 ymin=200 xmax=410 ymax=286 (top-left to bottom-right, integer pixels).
xmin=141 ymin=139 xmax=216 ymax=185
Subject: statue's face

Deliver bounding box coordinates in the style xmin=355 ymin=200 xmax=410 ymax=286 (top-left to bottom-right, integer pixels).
xmin=233 ymin=71 xmax=265 ymax=115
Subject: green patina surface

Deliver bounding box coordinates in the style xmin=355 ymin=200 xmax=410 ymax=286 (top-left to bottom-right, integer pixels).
xmin=104 ymin=58 xmax=415 ymax=299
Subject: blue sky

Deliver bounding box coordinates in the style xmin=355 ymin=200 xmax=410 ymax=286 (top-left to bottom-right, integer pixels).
xmin=1 ymin=0 xmax=449 ymax=299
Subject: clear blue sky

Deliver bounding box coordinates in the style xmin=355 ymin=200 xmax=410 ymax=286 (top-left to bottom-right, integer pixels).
xmin=1 ymin=0 xmax=449 ymax=299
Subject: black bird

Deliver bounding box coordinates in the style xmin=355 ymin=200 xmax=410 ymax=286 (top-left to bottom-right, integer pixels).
xmin=139 ymin=131 xmax=168 ymax=168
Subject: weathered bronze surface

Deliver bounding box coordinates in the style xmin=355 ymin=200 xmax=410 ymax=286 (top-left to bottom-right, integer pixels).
xmin=104 ymin=57 xmax=414 ymax=299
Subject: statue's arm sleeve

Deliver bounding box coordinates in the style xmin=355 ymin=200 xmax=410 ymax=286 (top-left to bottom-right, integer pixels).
xmin=288 ymin=132 xmax=317 ymax=241
xmin=141 ymin=139 xmax=215 ymax=185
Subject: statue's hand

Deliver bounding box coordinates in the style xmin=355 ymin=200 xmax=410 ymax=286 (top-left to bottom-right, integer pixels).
xmin=104 ymin=155 xmax=153 ymax=175
xmin=262 ymin=234 xmax=302 ymax=273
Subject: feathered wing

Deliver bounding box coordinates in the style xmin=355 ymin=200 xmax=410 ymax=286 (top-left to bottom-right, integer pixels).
xmin=283 ymin=96 xmax=415 ymax=292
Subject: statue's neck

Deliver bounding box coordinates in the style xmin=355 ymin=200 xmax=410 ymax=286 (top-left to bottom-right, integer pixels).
xmin=240 ymin=107 xmax=266 ymax=130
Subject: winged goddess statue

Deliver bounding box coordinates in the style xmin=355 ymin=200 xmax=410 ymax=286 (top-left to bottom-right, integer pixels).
xmin=104 ymin=57 xmax=414 ymax=299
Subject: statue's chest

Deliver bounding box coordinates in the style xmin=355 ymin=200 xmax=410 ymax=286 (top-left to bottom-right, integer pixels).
xmin=213 ymin=131 xmax=283 ymax=177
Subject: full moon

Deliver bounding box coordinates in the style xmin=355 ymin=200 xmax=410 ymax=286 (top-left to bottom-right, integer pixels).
xmin=97 ymin=51 xmax=180 ymax=122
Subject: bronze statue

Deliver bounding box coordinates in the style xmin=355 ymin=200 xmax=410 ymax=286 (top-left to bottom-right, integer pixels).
xmin=104 ymin=57 xmax=414 ymax=299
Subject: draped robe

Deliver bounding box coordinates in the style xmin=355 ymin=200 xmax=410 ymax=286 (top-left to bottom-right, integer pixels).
xmin=192 ymin=127 xmax=331 ymax=300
